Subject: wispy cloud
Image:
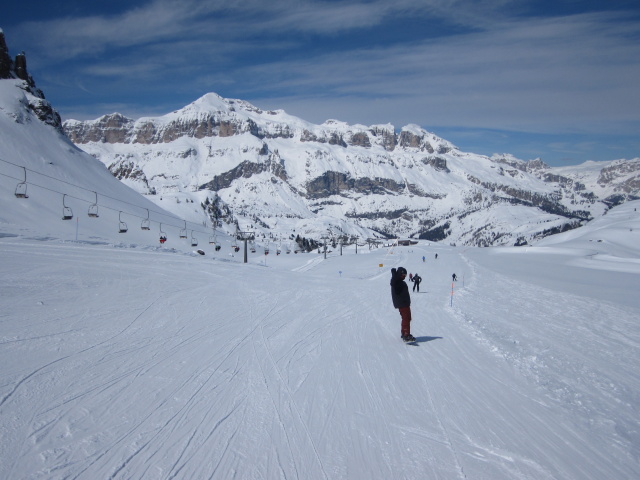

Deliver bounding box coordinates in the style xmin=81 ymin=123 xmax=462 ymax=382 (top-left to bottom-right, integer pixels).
xmin=9 ymin=0 xmax=640 ymax=159
xmin=16 ymin=0 xmax=516 ymax=61
xmin=223 ymin=12 xmax=640 ymax=133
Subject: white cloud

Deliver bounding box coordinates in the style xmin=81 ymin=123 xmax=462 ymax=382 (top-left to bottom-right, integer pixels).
xmin=12 ymin=2 xmax=640 ymax=137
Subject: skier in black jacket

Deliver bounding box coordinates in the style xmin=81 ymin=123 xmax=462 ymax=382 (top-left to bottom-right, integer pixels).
xmin=412 ymin=273 xmax=422 ymax=292
xmin=390 ymin=267 xmax=415 ymax=342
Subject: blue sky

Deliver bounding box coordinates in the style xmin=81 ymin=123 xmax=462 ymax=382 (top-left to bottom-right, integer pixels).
xmin=2 ymin=0 xmax=639 ymax=166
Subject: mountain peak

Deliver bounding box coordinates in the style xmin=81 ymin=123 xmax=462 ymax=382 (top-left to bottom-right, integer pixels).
xmin=61 ymin=88 xmax=640 ymax=246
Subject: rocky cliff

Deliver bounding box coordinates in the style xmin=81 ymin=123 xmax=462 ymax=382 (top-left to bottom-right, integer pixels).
xmin=0 ymin=29 xmax=62 ymax=132
xmin=63 ymin=94 xmax=640 ymax=247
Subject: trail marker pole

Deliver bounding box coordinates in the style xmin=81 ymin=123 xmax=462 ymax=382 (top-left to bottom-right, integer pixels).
xmin=450 ymin=282 xmax=454 ymax=307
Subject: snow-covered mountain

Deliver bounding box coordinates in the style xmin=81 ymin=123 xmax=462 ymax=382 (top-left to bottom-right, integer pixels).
xmin=3 ymin=31 xmax=640 ymax=479
xmin=64 ymin=93 xmax=640 ymax=247
xmin=2 ymin=28 xmax=639 ymax=251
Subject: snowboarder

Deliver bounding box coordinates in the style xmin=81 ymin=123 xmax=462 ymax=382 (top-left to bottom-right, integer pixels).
xmin=390 ymin=267 xmax=415 ymax=343
xmin=422 ymin=256 xmax=425 ymax=263
xmin=452 ymin=273 xmax=457 ymax=282
xmin=435 ymin=253 xmax=438 ymax=259
xmin=412 ymin=273 xmax=422 ymax=292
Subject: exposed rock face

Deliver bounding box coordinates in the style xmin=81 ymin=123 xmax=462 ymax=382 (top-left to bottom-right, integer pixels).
xmin=369 ymin=126 xmax=397 ymax=151
xmin=199 ymin=158 xmax=287 ymax=192
xmin=305 ymin=171 xmax=404 ymax=199
xmin=350 ymin=132 xmax=371 ymax=148
xmin=422 ymin=157 xmax=449 ymax=172
xmin=14 ymin=52 xmax=28 ymax=81
xmin=0 ymin=31 xmax=63 ymax=132
xmin=598 ymin=159 xmax=640 ymax=193
xmin=65 ymin=111 xmax=302 ymax=145
xmin=398 ymin=131 xmax=437 ymax=153
xmin=108 ymin=158 xmax=152 ymax=192
xmin=0 ymin=31 xmax=12 ymax=79
xmin=66 ymin=114 xmax=134 ymax=143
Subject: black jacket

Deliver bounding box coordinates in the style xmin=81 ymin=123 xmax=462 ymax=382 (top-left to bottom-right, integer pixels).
xmin=390 ymin=269 xmax=411 ymax=308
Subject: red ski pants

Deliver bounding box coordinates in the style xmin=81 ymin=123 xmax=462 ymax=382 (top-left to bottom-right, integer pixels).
xmin=398 ymin=306 xmax=412 ymax=336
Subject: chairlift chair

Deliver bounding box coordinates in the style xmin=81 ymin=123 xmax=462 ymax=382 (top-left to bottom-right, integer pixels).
xmin=159 ymin=223 xmax=167 ymax=244
xmin=141 ymin=209 xmax=151 ymax=230
xmin=62 ymin=194 xmax=73 ymax=220
xmin=179 ymin=220 xmax=187 ymax=238
xmin=15 ymin=182 xmax=28 ymax=198
xmin=88 ymin=191 xmax=99 ymax=217
xmin=190 ymin=232 xmax=198 ymax=247
xmin=14 ymin=166 xmax=28 ymax=198
xmin=118 ymin=212 xmax=128 ymax=233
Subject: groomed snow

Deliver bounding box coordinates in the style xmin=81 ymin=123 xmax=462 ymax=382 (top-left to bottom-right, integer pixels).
xmin=1 ymin=200 xmax=639 ymax=479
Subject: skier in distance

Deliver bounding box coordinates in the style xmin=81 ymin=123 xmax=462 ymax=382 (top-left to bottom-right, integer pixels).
xmin=412 ymin=273 xmax=422 ymax=292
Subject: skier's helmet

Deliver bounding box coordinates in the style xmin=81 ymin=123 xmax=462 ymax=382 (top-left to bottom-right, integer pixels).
xmin=397 ymin=267 xmax=407 ymax=275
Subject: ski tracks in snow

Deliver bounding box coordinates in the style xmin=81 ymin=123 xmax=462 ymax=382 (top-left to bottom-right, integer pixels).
xmin=250 ymin=291 xmax=329 ymax=480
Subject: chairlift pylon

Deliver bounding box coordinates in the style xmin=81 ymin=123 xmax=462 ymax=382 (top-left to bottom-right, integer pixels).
xmin=88 ymin=191 xmax=99 ymax=217
xmin=141 ymin=208 xmax=151 ymax=230
xmin=118 ymin=211 xmax=128 ymax=233
xmin=14 ymin=166 xmax=28 ymax=198
xmin=62 ymin=194 xmax=73 ymax=220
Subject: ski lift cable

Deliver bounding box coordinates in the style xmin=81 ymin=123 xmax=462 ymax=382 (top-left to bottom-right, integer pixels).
xmin=0 ymin=157 xmax=221 ymax=238
xmin=0 ymin=168 xmax=223 ymax=238
xmin=0 ymin=157 xmax=183 ymax=223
